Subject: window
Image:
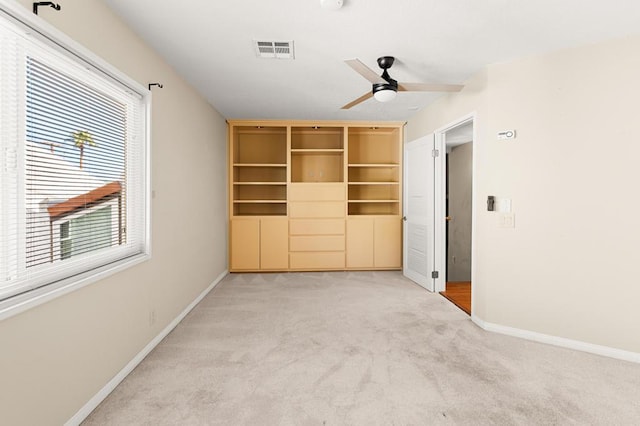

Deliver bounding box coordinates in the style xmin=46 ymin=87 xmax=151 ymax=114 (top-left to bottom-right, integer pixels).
xmin=0 ymin=5 xmax=149 ymax=313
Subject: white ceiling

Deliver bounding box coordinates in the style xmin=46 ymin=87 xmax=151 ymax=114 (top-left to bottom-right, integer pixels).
xmin=102 ymin=0 xmax=640 ymax=122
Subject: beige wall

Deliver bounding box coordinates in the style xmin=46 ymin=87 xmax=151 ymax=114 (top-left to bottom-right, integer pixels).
xmin=0 ymin=1 xmax=228 ymax=424
xmin=407 ymin=35 xmax=640 ymax=354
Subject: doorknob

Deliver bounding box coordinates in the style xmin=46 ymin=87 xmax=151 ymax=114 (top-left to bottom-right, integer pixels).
xmin=445 ymin=216 xmax=452 ymax=221
xmin=402 ymin=216 xmax=407 ymax=221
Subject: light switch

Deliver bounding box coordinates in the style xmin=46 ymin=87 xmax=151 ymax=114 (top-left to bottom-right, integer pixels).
xmin=498 ymin=198 xmax=511 ymax=213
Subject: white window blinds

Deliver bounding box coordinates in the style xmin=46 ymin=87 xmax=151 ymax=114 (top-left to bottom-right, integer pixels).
xmin=0 ymin=9 xmax=149 ymax=304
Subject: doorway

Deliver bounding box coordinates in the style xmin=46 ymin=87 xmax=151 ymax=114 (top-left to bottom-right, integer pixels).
xmin=402 ymin=115 xmax=475 ymax=311
xmin=436 ymin=120 xmax=473 ymax=315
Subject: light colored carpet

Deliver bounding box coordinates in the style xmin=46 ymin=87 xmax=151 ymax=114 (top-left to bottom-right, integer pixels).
xmin=83 ymin=271 xmax=640 ymax=425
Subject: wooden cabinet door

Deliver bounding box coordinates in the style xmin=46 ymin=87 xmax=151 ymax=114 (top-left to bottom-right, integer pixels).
xmin=260 ymin=217 xmax=289 ymax=270
xmin=374 ymin=217 xmax=401 ymax=268
xmin=230 ymin=219 xmax=260 ymax=270
xmin=346 ymin=218 xmax=374 ymax=268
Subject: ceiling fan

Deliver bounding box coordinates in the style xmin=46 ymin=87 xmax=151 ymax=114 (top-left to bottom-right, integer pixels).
xmin=341 ymin=56 xmax=464 ymax=109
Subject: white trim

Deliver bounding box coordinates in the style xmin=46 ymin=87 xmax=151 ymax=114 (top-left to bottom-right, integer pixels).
xmin=434 ymin=130 xmax=446 ymax=292
xmin=471 ymin=315 xmax=640 ymax=364
xmin=432 ymin=112 xmax=476 ymax=297
xmin=64 ymin=270 xmax=229 ymax=426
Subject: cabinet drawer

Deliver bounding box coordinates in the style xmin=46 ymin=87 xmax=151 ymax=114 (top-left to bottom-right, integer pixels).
xmin=289 ymin=219 xmax=344 ymax=235
xmin=289 ymin=201 xmax=345 ymax=218
xmin=289 ymin=183 xmax=345 ymax=201
xmin=290 ymin=252 xmax=345 ymax=269
xmin=290 ymin=235 xmax=345 ymax=252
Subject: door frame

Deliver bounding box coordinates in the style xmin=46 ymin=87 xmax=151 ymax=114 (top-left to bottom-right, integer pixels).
xmin=433 ymin=113 xmax=477 ymax=311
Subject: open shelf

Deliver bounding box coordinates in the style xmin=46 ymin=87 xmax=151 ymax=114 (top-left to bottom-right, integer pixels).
xmin=234 ymin=200 xmax=286 ymax=203
xmin=234 ymin=166 xmax=286 ymax=183
xmin=233 ymin=202 xmax=287 ymax=216
xmin=291 ymin=149 xmax=344 ymax=153
xmin=348 ymin=182 xmax=399 ymax=185
xmin=291 ymin=126 xmax=344 ymax=150
xmin=348 ymin=184 xmax=399 ymax=201
xmin=348 ymin=201 xmax=399 ymax=215
xmin=291 ymin=152 xmax=344 ymax=183
xmin=234 ymin=184 xmax=286 ymax=201
xmin=234 ymin=182 xmax=287 ymax=185
xmin=348 ymin=163 xmax=399 ymax=167
xmin=233 ymin=163 xmax=287 ymax=167
xmin=348 ymin=127 xmax=401 ymax=165
xmin=348 ymin=166 xmax=399 ymax=183
xmin=233 ymin=126 xmax=287 ymax=164
xmin=291 ymin=126 xmax=344 ymax=183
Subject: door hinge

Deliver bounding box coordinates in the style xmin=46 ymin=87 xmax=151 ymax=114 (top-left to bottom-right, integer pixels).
xmin=432 ymin=149 xmax=439 ymax=158
xmin=431 ymin=271 xmax=439 ymax=279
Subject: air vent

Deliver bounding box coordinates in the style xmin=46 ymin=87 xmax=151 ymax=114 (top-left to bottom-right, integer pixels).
xmin=254 ymin=40 xmax=295 ymax=59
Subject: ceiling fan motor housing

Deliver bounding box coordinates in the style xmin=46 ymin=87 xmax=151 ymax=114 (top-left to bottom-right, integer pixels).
xmin=377 ymin=56 xmax=395 ymax=69
xmin=372 ymin=80 xmax=398 ymax=95
xmin=373 ymin=56 xmax=398 ymax=97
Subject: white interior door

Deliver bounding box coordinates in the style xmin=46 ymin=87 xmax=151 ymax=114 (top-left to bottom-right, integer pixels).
xmin=403 ymin=134 xmax=435 ymax=291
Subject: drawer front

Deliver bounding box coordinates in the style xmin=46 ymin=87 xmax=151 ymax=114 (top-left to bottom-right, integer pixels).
xmin=290 ymin=252 xmax=345 ymax=269
xmin=289 ymin=183 xmax=345 ymax=201
xmin=290 ymin=235 xmax=345 ymax=252
xmin=289 ymin=219 xmax=344 ymax=236
xmin=289 ymin=201 xmax=345 ymax=218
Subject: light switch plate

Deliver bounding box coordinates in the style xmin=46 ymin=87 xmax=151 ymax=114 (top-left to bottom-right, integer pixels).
xmin=498 ymin=198 xmax=511 ymax=213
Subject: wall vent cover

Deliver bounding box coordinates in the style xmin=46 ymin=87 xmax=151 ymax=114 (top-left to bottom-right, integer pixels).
xmin=254 ymin=40 xmax=295 ymax=59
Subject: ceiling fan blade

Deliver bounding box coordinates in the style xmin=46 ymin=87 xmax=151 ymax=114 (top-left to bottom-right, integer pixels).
xmin=345 ymin=59 xmax=385 ymax=84
xmin=341 ymin=91 xmax=373 ymax=109
xmin=398 ymin=82 xmax=464 ymax=92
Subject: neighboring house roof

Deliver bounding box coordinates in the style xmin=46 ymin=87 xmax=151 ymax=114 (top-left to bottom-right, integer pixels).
xmin=26 ymin=141 xmax=108 ymax=211
xmin=47 ymin=181 xmax=122 ymax=219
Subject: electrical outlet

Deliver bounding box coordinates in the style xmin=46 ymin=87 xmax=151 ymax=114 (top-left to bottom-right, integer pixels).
xmin=500 ymin=213 xmax=515 ymax=228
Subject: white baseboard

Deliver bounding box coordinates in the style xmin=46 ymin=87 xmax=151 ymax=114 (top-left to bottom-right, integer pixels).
xmin=65 ymin=270 xmax=228 ymax=426
xmin=471 ymin=314 xmax=640 ymax=364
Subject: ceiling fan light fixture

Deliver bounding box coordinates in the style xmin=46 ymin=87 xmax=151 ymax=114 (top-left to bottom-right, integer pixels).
xmin=320 ymin=0 xmax=343 ymax=10
xmin=373 ymin=83 xmax=397 ymax=102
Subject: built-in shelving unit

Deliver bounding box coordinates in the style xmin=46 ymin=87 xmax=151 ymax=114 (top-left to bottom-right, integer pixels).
xmin=228 ymin=120 xmax=403 ymax=272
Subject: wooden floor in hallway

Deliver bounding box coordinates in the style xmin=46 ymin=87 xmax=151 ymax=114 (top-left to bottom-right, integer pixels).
xmin=440 ymin=281 xmax=471 ymax=315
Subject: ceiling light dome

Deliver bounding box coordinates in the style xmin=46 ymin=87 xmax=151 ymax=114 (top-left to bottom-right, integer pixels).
xmin=373 ymin=82 xmax=397 ymax=102
xmin=320 ymin=0 xmax=343 ymax=10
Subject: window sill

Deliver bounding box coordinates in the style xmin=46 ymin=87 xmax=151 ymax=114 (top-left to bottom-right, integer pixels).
xmin=0 ymin=253 xmax=150 ymax=322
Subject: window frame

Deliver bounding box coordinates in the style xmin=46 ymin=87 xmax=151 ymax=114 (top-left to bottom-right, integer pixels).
xmin=0 ymin=1 xmax=152 ymax=320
